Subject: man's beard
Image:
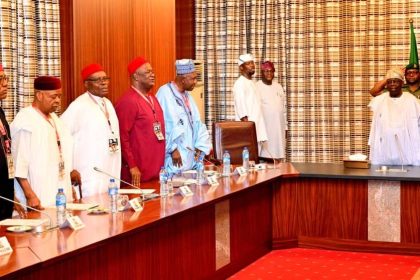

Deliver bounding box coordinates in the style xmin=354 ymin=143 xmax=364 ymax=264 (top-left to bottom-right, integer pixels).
xmin=406 ymin=79 xmax=418 ymax=85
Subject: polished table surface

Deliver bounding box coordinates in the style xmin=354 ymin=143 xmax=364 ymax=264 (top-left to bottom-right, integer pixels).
xmin=292 ymin=162 xmax=420 ymax=181
xmin=0 ymin=163 xmax=299 ymax=278
xmin=2 ymin=162 xmax=420 ymax=278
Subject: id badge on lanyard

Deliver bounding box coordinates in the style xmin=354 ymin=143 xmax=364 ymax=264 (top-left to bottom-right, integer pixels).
xmin=153 ymin=121 xmax=165 ymax=141
xmin=5 ymin=139 xmax=14 ymax=178
xmin=6 ymin=153 xmax=13 ymax=179
xmin=0 ymin=124 xmax=13 ymax=179
xmin=59 ymin=160 xmax=65 ymax=180
xmin=109 ymin=133 xmax=119 ymax=153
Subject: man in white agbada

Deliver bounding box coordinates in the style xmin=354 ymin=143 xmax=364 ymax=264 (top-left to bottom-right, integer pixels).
xmin=12 ymin=76 xmax=80 ymax=209
xmin=61 ymin=64 xmax=121 ymax=197
xmin=256 ymin=61 xmax=287 ymax=161
xmin=368 ymin=67 xmax=420 ymax=165
xmin=156 ymin=59 xmax=211 ymax=175
xmin=233 ymin=54 xmax=268 ymax=151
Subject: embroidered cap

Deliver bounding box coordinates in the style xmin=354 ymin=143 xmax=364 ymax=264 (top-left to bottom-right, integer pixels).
xmin=175 ymin=59 xmax=195 ymax=75
xmin=261 ymin=61 xmax=275 ymax=71
xmin=385 ymin=68 xmax=404 ymax=81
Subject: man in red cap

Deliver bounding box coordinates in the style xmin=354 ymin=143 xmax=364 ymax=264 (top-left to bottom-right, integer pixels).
xmin=11 ymin=76 xmax=79 ymax=209
xmin=61 ymin=64 xmax=121 ymax=197
xmin=0 ymin=64 xmax=15 ymax=219
xmin=256 ymin=61 xmax=287 ymax=162
xmin=115 ymin=57 xmax=165 ymax=187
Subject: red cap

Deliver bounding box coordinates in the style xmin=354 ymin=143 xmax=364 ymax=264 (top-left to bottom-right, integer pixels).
xmin=127 ymin=56 xmax=148 ymax=75
xmin=34 ymin=76 xmax=61 ymax=90
xmin=0 ymin=64 xmax=3 ymax=72
xmin=81 ymin=63 xmax=104 ymax=81
xmin=261 ymin=61 xmax=275 ymax=71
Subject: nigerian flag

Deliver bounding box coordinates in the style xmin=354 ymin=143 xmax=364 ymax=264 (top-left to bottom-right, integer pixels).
xmin=408 ymin=20 xmax=419 ymax=69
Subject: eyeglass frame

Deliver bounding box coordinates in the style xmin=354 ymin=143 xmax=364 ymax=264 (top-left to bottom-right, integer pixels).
xmin=0 ymin=75 xmax=9 ymax=85
xmin=86 ymin=76 xmax=111 ymax=83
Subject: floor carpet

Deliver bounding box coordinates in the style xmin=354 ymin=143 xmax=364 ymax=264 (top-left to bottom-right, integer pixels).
xmin=229 ymin=248 xmax=420 ymax=279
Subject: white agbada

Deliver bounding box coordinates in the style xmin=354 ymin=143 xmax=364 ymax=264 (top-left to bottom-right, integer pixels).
xmin=11 ymin=107 xmax=73 ymax=207
xmin=233 ymin=75 xmax=268 ymax=142
xmin=368 ymin=92 xmax=420 ymax=165
xmin=256 ymin=80 xmax=287 ymax=158
xmin=61 ymin=92 xmax=121 ymax=197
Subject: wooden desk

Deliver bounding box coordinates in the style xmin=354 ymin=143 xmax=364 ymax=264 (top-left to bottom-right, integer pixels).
xmin=0 ymin=164 xmax=298 ymax=279
xmin=273 ymin=163 xmax=420 ymax=255
xmin=2 ymin=162 xmax=420 ymax=279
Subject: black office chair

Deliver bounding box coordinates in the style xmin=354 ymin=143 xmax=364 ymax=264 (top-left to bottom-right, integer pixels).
xmin=212 ymin=121 xmax=259 ymax=165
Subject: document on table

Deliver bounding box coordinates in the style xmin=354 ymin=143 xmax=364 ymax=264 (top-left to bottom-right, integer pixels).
xmin=66 ymin=203 xmax=100 ymax=211
xmin=0 ymin=219 xmax=48 ymax=227
xmin=118 ymin=189 xmax=156 ymax=195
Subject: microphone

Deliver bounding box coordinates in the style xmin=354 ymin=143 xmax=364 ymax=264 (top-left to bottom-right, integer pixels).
xmin=0 ymin=194 xmax=56 ymax=232
xmin=394 ymin=134 xmax=408 ymax=172
xmin=93 ymin=167 xmax=145 ymax=194
xmin=186 ymin=147 xmax=215 ymax=166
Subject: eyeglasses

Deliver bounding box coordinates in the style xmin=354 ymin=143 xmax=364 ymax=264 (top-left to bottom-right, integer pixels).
xmin=86 ymin=76 xmax=110 ymax=83
xmin=406 ymin=70 xmax=419 ymax=76
xmin=0 ymin=75 xmax=9 ymax=84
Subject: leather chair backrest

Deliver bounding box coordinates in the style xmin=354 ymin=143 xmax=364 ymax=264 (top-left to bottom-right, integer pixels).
xmin=212 ymin=121 xmax=259 ymax=165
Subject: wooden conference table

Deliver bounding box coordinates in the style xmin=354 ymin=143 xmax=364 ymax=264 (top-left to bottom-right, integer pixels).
xmin=1 ymin=162 xmax=420 ymax=279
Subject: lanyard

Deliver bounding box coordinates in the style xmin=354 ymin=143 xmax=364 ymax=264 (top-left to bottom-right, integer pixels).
xmin=33 ymin=106 xmax=64 ymax=160
xmin=131 ymin=86 xmax=159 ymax=122
xmin=87 ymin=93 xmax=115 ymax=134
xmin=167 ymin=83 xmax=194 ymax=130
xmin=0 ymin=118 xmax=11 ymax=155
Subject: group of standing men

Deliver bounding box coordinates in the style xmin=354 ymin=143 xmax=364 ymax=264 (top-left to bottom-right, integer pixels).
xmin=0 ymin=57 xmax=213 ymax=219
xmin=233 ymin=54 xmax=288 ymax=161
xmin=0 ymin=54 xmax=289 ymax=220
xmin=4 ymin=50 xmax=419 ymax=219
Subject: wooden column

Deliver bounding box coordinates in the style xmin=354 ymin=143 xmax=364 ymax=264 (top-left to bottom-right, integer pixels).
xmin=60 ymin=0 xmax=176 ymax=109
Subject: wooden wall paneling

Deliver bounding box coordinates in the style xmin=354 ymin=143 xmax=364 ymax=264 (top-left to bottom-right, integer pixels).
xmin=175 ymin=0 xmax=195 ymax=59
xmin=59 ymin=0 xmax=74 ymax=111
xmin=297 ymin=178 xmax=368 ymax=239
xmin=401 ymin=181 xmax=420 ymax=244
xmin=132 ymin=0 xmax=176 ymax=96
xmin=60 ymin=0 xmax=176 ymax=109
xmin=272 ymin=179 xmax=299 ymax=246
xmin=101 ymin=1 xmax=134 ymax=103
xmin=273 ymin=178 xmax=368 ymax=247
xmin=71 ymin=0 xmax=134 ymax=105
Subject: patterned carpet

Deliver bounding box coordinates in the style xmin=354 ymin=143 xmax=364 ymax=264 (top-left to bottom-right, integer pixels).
xmin=229 ymin=248 xmax=420 ymax=279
